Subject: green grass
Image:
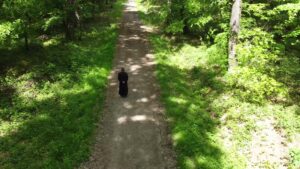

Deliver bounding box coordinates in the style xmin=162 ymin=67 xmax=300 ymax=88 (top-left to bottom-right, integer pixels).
xmin=149 ymin=35 xmax=239 ymax=169
xmin=137 ymin=0 xmax=167 ymax=28
xmin=0 ymin=1 xmax=124 ymax=168
xmin=149 ymin=30 xmax=300 ymax=169
xmin=137 ymin=1 xmax=300 ymax=169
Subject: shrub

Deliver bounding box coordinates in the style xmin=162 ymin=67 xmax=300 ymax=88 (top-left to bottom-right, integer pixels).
xmin=226 ymin=67 xmax=288 ymax=103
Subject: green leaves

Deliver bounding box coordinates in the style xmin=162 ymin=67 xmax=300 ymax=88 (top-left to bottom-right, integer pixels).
xmin=226 ymin=67 xmax=288 ymax=103
xmin=165 ymin=20 xmax=184 ymax=34
xmin=0 ymin=22 xmax=13 ymax=44
xmin=0 ymin=19 xmax=22 ymax=45
xmin=289 ymin=148 xmax=300 ymax=169
xmin=42 ymin=15 xmax=63 ymax=31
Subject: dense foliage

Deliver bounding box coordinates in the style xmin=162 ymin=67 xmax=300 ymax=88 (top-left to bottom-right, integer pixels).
xmin=0 ymin=0 xmax=123 ymax=168
xmin=1 ymin=0 xmax=299 ymax=168
xmin=137 ymin=0 xmax=300 ymax=168
xmin=0 ymin=0 xmax=116 ymax=48
xmin=148 ymin=0 xmax=300 ymax=88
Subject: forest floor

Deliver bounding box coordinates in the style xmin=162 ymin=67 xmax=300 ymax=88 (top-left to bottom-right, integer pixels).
xmin=79 ymin=0 xmax=176 ymax=168
xmin=135 ymin=1 xmax=300 ymax=169
xmin=0 ymin=1 xmax=127 ymax=168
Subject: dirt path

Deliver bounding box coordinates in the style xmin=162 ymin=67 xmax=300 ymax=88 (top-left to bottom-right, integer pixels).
xmin=80 ymin=1 xmax=176 ymax=169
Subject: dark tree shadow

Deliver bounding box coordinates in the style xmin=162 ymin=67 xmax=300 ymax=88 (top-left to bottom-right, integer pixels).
xmin=0 ymin=11 xmax=119 ymax=169
xmin=156 ymin=61 xmax=226 ymax=168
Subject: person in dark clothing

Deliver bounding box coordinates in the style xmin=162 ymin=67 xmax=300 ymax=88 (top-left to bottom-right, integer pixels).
xmin=118 ymin=67 xmax=128 ymax=97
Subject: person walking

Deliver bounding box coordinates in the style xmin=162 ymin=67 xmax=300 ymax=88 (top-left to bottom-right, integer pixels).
xmin=118 ymin=67 xmax=128 ymax=97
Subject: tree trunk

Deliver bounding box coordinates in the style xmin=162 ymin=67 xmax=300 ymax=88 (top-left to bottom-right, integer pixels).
xmin=228 ymin=0 xmax=242 ymax=72
xmin=23 ymin=12 xmax=31 ymax=51
xmin=24 ymin=18 xmax=29 ymax=51
xmin=24 ymin=29 xmax=29 ymax=51
xmin=75 ymin=10 xmax=82 ymax=40
xmin=64 ymin=20 xmax=72 ymax=40
xmin=65 ymin=0 xmax=78 ymax=40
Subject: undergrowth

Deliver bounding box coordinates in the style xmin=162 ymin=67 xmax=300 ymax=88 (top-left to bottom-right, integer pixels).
xmin=149 ymin=30 xmax=300 ymax=169
xmin=0 ymin=1 xmax=124 ymax=169
xmin=137 ymin=0 xmax=300 ymax=168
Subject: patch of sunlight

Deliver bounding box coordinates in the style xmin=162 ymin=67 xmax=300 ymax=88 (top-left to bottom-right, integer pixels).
xmin=123 ymin=102 xmax=133 ymax=109
xmin=173 ymin=131 xmax=184 ymax=146
xmin=43 ymin=38 xmax=60 ymax=47
xmin=169 ymin=97 xmax=187 ymax=104
xmin=170 ymin=44 xmax=206 ymax=69
xmin=36 ymin=114 xmax=50 ymax=120
xmin=130 ymin=115 xmax=155 ymax=122
xmin=140 ymin=25 xmax=156 ymax=33
xmin=86 ymin=29 xmax=101 ymax=38
xmin=130 ymin=64 xmax=142 ymax=72
xmin=128 ymin=35 xmax=140 ymax=40
xmin=109 ymin=23 xmax=117 ymax=29
xmin=22 ymin=90 xmax=34 ymax=98
xmin=136 ymin=97 xmax=149 ymax=103
xmin=196 ymin=156 xmax=208 ymax=166
xmin=184 ymin=157 xmax=196 ymax=169
xmin=131 ymin=115 xmax=147 ymax=121
xmin=117 ymin=115 xmax=155 ymax=124
xmin=188 ymin=103 xmax=199 ymax=113
xmin=57 ymin=83 xmax=90 ymax=96
xmin=98 ymin=67 xmax=109 ymax=78
xmin=36 ymin=92 xmax=55 ymax=102
xmin=78 ymin=84 xmax=93 ymax=93
xmin=118 ymin=116 xmax=127 ymax=124
xmin=145 ymin=53 xmax=154 ymax=59
xmin=0 ymin=121 xmax=19 ymax=137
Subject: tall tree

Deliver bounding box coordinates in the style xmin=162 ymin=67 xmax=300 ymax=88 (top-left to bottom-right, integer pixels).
xmin=65 ymin=0 xmax=80 ymax=40
xmin=2 ymin=0 xmax=43 ymax=50
xmin=228 ymin=0 xmax=242 ymax=72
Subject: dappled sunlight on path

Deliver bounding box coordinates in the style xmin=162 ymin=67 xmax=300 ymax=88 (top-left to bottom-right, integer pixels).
xmin=79 ymin=0 xmax=176 ymax=169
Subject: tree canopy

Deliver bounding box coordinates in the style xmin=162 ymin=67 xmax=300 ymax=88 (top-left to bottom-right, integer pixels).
xmin=0 ymin=0 xmax=115 ymax=49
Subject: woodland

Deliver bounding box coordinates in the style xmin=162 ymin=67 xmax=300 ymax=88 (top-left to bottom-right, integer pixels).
xmin=0 ymin=0 xmax=122 ymax=168
xmin=0 ymin=0 xmax=300 ymax=168
xmin=137 ymin=0 xmax=300 ymax=168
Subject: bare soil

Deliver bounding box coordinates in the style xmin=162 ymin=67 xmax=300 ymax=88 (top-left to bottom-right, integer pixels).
xmin=79 ymin=1 xmax=176 ymax=168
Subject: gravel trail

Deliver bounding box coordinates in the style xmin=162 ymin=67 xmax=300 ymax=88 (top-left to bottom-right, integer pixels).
xmin=80 ymin=1 xmax=176 ymax=168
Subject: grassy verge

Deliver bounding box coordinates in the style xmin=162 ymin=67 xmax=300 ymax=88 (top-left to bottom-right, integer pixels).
xmin=149 ymin=29 xmax=300 ymax=169
xmin=0 ymin=1 xmax=124 ymax=169
xmin=137 ymin=1 xmax=300 ymax=169
xmin=149 ymin=35 xmax=235 ymax=169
